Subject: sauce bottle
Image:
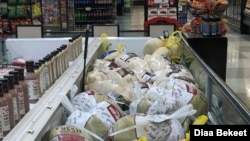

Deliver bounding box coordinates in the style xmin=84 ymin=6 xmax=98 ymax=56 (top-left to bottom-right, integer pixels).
xmin=61 ymin=44 xmax=69 ymax=70
xmin=0 ymin=81 xmax=11 ymax=137
xmin=77 ymin=34 xmax=82 ymax=56
xmin=72 ymin=37 xmax=77 ymax=59
xmin=25 ymin=60 xmax=40 ymax=104
xmin=56 ymin=47 xmax=63 ymax=77
xmin=38 ymin=59 xmax=46 ymax=94
xmin=9 ymin=71 xmax=25 ymax=118
xmin=78 ymin=33 xmax=83 ymax=55
xmin=14 ymin=67 xmax=30 ymax=114
xmin=68 ymin=39 xmax=74 ymax=62
xmin=0 ymin=78 xmax=15 ymax=129
xmin=44 ymin=55 xmax=54 ymax=88
xmin=51 ymin=51 xmax=59 ymax=82
xmin=3 ymin=75 xmax=20 ymax=124
xmin=42 ymin=57 xmax=51 ymax=89
xmin=34 ymin=63 xmax=42 ymax=97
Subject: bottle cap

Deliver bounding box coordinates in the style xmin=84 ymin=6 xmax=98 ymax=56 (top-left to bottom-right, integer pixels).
xmin=4 ymin=75 xmax=14 ymax=89
xmin=9 ymin=71 xmax=19 ymax=85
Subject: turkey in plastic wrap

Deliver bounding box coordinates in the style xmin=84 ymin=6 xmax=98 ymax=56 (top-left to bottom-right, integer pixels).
xmin=87 ymin=67 xmax=138 ymax=89
xmin=66 ymin=100 xmax=125 ymax=141
xmin=41 ymin=125 xmax=94 ymax=141
xmin=120 ymin=82 xmax=150 ymax=101
xmin=129 ymin=83 xmax=182 ymax=115
xmin=144 ymin=54 xmax=175 ymax=73
xmin=65 ymin=110 xmax=110 ymax=141
xmin=114 ymin=53 xmax=152 ymax=74
xmin=85 ymin=80 xmax=123 ymax=95
xmin=107 ymin=104 xmax=196 ymax=141
xmin=152 ymin=76 xmax=208 ymax=117
xmin=143 ymin=36 xmax=168 ymax=56
xmin=154 ymin=63 xmax=196 ymax=84
xmin=152 ymin=47 xmax=172 ymax=58
xmin=92 ymin=59 xmax=119 ymax=71
xmin=86 ymin=70 xmax=109 ymax=84
xmin=71 ymin=90 xmax=110 ymax=112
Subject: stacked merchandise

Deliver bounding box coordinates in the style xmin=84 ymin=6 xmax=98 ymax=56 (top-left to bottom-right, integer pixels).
xmin=7 ymin=0 xmax=42 ymax=33
xmin=178 ymin=0 xmax=188 ymax=26
xmin=74 ymin=0 xmax=115 ymax=31
xmin=41 ymin=31 xmax=209 ymax=141
xmin=0 ymin=1 xmax=9 ymax=38
xmin=0 ymin=0 xmax=41 ymax=35
xmin=183 ymin=0 xmax=228 ymax=36
xmin=42 ymin=0 xmax=60 ymax=25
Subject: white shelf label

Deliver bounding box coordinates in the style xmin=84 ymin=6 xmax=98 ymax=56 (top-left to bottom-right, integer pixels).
xmin=154 ymin=0 xmax=168 ymax=3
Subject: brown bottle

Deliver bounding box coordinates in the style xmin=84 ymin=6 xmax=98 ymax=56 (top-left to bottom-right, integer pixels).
xmin=14 ymin=67 xmax=30 ymax=114
xmin=43 ymin=55 xmax=53 ymax=89
xmin=56 ymin=47 xmax=64 ymax=77
xmin=68 ymin=39 xmax=74 ymax=62
xmin=50 ymin=51 xmax=58 ymax=83
xmin=4 ymin=75 xmax=20 ymax=124
xmin=0 ymin=78 xmax=15 ymax=129
xmin=34 ymin=63 xmax=42 ymax=97
xmin=0 ymin=81 xmax=11 ymax=137
xmin=25 ymin=60 xmax=40 ymax=104
xmin=9 ymin=71 xmax=26 ymax=118
xmin=61 ymin=44 xmax=69 ymax=71
xmin=38 ymin=59 xmax=46 ymax=94
xmin=34 ymin=62 xmax=42 ymax=96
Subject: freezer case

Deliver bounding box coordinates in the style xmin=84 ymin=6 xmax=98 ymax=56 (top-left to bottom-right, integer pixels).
xmin=3 ymin=36 xmax=250 ymax=141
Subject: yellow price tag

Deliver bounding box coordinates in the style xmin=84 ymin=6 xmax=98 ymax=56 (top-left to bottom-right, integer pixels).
xmin=137 ymin=136 xmax=147 ymax=141
xmin=101 ymin=33 xmax=110 ymax=51
xmin=117 ymin=43 xmax=124 ymax=54
xmin=170 ymin=56 xmax=182 ymax=63
xmin=192 ymin=115 xmax=208 ymax=125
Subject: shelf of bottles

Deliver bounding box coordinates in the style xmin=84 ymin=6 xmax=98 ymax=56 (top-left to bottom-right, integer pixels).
xmin=74 ymin=0 xmax=115 ymax=31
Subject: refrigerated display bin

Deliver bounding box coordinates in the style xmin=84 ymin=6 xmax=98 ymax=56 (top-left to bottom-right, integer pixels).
xmin=2 ymin=36 xmax=250 ymax=141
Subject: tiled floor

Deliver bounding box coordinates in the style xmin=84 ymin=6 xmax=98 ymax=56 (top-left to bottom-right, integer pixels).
xmin=116 ymin=6 xmax=250 ymax=110
xmin=225 ymin=31 xmax=250 ymax=109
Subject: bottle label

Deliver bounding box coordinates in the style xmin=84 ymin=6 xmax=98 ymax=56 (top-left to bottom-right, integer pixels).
xmin=0 ymin=105 xmax=11 ymax=132
xmin=49 ymin=65 xmax=53 ymax=84
xmin=12 ymin=97 xmax=19 ymax=121
xmin=56 ymin=57 xmax=62 ymax=76
xmin=17 ymin=90 xmax=25 ymax=115
xmin=53 ymin=61 xmax=57 ymax=80
xmin=40 ymin=69 xmax=45 ymax=94
xmin=43 ymin=67 xmax=50 ymax=88
xmin=26 ymin=79 xmax=40 ymax=101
